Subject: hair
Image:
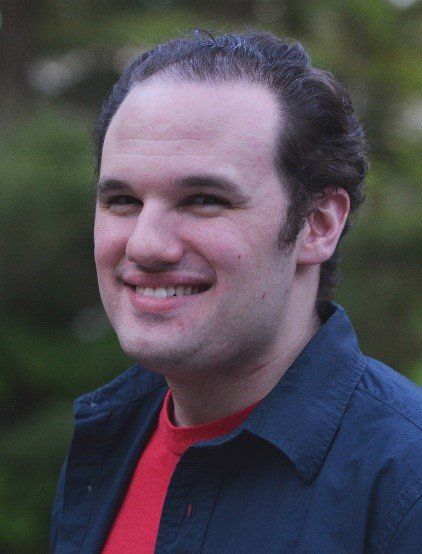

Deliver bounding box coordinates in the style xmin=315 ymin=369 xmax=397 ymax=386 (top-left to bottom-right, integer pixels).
xmin=93 ymin=30 xmax=369 ymax=302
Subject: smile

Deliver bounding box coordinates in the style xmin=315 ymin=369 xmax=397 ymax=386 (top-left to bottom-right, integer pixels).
xmin=134 ymin=285 xmax=210 ymax=298
xmin=127 ymin=282 xmax=212 ymax=314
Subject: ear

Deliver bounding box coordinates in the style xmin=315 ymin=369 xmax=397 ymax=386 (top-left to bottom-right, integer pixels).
xmin=297 ymin=189 xmax=350 ymax=266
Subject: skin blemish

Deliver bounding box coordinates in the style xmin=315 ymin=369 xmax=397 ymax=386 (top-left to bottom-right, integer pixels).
xmin=237 ymin=254 xmax=241 ymax=259
xmin=262 ymin=292 xmax=266 ymax=298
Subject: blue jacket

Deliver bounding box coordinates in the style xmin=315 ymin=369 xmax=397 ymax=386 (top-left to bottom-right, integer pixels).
xmin=51 ymin=304 xmax=422 ymax=553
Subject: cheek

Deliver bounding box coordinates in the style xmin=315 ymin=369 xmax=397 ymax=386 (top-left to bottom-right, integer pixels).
xmin=185 ymin=220 xmax=246 ymax=267
xmin=185 ymin=217 xmax=273 ymax=278
xmin=94 ymin=215 xmax=129 ymax=269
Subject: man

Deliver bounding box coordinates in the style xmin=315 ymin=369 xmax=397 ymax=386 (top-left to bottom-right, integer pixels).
xmin=51 ymin=32 xmax=422 ymax=553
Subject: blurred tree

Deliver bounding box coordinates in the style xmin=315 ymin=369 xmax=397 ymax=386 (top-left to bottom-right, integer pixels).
xmin=0 ymin=1 xmax=31 ymax=125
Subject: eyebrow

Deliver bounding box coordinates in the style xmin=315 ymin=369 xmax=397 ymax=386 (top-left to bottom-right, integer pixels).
xmin=174 ymin=175 xmax=251 ymax=202
xmin=97 ymin=174 xmax=251 ymax=202
xmin=97 ymin=179 xmax=129 ymax=196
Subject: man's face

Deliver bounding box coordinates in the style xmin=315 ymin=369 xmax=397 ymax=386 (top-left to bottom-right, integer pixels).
xmin=94 ymin=79 xmax=302 ymax=376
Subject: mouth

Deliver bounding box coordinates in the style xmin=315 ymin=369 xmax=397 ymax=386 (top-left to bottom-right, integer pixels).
xmin=125 ymin=282 xmax=213 ymax=314
xmin=132 ymin=284 xmax=212 ymax=299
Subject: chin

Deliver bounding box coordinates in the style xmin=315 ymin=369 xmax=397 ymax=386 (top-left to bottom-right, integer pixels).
xmin=117 ymin=332 xmax=193 ymax=370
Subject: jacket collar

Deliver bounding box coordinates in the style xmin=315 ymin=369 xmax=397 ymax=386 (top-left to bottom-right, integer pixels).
xmin=73 ymin=363 xmax=166 ymax=417
xmin=244 ymin=303 xmax=366 ymax=482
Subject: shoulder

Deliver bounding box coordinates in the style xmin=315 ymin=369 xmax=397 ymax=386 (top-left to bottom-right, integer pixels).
xmin=356 ymin=355 xmax=422 ymax=469
xmin=357 ymin=356 xmax=422 ymax=429
xmin=352 ymin=356 xmax=422 ymax=479
xmin=73 ymin=364 xmax=167 ymax=416
xmin=347 ymin=357 xmax=422 ymax=552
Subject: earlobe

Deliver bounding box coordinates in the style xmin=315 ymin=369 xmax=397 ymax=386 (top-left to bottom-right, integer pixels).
xmin=297 ymin=189 xmax=350 ymax=266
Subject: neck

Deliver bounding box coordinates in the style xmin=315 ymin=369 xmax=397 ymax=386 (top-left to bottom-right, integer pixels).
xmin=167 ymin=296 xmax=321 ymax=427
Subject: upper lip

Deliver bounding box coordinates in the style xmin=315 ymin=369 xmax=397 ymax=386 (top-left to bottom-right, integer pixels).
xmin=120 ymin=272 xmax=214 ymax=289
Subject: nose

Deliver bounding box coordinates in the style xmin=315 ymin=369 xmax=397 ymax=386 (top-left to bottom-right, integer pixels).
xmin=125 ymin=203 xmax=183 ymax=270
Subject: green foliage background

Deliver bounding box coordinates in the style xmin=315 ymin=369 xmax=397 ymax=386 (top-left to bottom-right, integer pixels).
xmin=0 ymin=1 xmax=421 ymax=552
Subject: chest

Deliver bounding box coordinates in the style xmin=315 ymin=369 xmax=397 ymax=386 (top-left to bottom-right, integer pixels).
xmin=153 ymin=444 xmax=370 ymax=554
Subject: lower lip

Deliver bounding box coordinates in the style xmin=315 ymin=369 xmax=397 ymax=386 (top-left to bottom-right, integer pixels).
xmin=126 ymin=286 xmax=208 ymax=314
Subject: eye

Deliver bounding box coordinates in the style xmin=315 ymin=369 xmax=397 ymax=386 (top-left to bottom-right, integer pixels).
xmin=102 ymin=194 xmax=141 ymax=214
xmin=108 ymin=195 xmax=139 ymax=206
xmin=184 ymin=194 xmax=230 ymax=207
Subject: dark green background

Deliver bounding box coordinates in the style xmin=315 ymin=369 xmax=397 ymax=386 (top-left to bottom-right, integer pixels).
xmin=1 ymin=1 xmax=421 ymax=552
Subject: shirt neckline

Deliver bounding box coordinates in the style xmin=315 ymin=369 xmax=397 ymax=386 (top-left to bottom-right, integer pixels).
xmin=159 ymin=390 xmax=260 ymax=456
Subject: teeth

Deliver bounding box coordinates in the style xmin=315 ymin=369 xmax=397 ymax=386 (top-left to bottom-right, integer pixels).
xmin=144 ymin=287 xmax=155 ymax=298
xmin=154 ymin=287 xmax=167 ymax=298
xmin=135 ymin=285 xmax=202 ymax=298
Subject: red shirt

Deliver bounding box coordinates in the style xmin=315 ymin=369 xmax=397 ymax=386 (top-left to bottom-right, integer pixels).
xmin=103 ymin=391 xmax=258 ymax=553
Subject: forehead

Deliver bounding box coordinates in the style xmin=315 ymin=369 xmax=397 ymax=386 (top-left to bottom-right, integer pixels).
xmin=101 ymin=79 xmax=284 ymax=187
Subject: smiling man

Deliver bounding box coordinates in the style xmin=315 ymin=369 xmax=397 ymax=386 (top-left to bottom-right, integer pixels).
xmin=51 ymin=33 xmax=422 ymax=553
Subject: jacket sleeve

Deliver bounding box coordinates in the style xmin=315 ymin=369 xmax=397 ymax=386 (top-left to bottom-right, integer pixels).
xmin=386 ymin=494 xmax=422 ymax=553
xmin=50 ymin=458 xmax=67 ymax=553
